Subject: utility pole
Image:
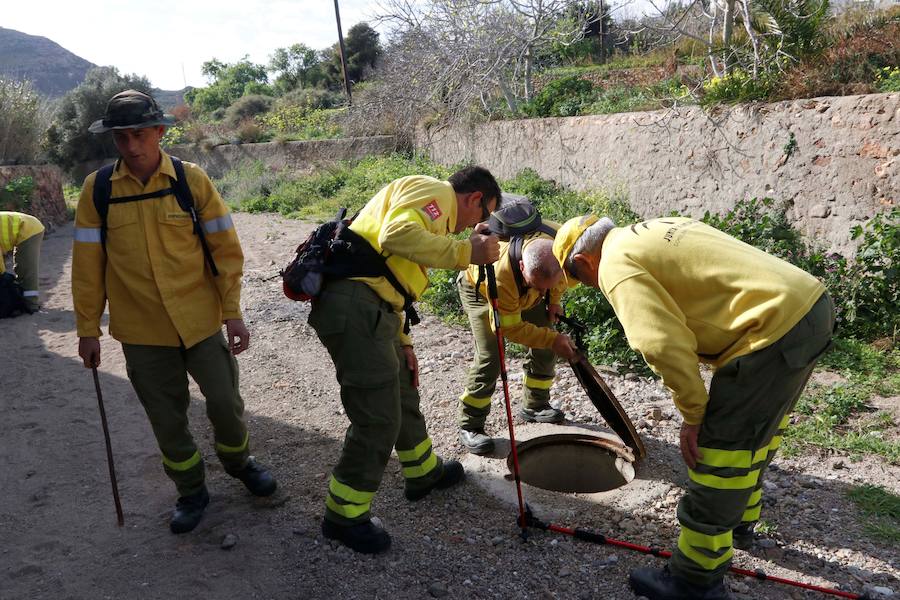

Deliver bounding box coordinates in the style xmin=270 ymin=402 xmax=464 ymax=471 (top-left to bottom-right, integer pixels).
xmin=333 ymin=0 xmax=353 ymax=104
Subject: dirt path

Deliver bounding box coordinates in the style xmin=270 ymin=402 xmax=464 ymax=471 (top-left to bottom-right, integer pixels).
xmin=2 ymin=213 xmax=897 ymax=600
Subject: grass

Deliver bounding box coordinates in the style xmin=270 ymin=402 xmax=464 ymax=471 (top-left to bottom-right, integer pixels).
xmin=63 ymin=183 xmax=81 ymax=220
xmin=783 ymin=340 xmax=900 ymax=463
xmin=846 ymin=484 xmax=900 ymax=543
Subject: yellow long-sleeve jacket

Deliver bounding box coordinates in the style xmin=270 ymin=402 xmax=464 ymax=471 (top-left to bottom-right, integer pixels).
xmin=72 ymin=152 xmax=244 ymax=348
xmin=349 ymin=175 xmax=473 ymax=345
xmin=0 ymin=211 xmax=44 ymax=273
xmin=465 ymin=227 xmax=569 ymax=349
xmin=598 ymin=217 xmax=825 ymax=425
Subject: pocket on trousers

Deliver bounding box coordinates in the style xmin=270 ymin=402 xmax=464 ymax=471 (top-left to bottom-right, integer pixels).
xmin=308 ymin=304 xmax=347 ymax=337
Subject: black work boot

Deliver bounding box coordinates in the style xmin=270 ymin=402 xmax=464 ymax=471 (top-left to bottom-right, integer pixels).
xmin=520 ymin=405 xmax=565 ymax=423
xmin=322 ymin=517 xmax=391 ymax=554
xmin=405 ymin=460 xmax=465 ymax=501
xmin=170 ymin=487 xmax=210 ymax=534
xmin=459 ymin=428 xmax=495 ymax=455
xmin=226 ymin=457 xmax=277 ymax=497
xmin=629 ymin=566 xmax=732 ymax=600
xmin=732 ymin=521 xmax=756 ymax=550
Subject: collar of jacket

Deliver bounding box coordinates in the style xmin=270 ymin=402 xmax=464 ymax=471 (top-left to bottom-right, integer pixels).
xmin=110 ymin=151 xmax=178 ymax=183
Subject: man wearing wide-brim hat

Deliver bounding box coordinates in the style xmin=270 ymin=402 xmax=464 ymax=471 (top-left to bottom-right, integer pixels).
xmin=72 ymin=89 xmax=278 ymax=534
xmin=552 ymin=214 xmax=834 ymax=600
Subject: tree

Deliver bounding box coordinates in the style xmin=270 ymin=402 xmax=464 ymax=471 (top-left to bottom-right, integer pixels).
xmin=44 ymin=67 xmax=152 ymax=171
xmin=0 ymin=78 xmax=46 ymax=165
xmin=185 ymin=56 xmax=272 ymax=117
xmin=269 ymin=43 xmax=328 ymax=93
xmin=323 ymin=22 xmax=383 ymax=88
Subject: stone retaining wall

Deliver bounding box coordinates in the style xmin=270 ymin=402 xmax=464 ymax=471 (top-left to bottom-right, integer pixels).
xmin=418 ymin=93 xmax=899 ymax=254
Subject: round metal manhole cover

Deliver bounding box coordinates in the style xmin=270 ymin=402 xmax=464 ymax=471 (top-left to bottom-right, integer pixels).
xmin=508 ymin=433 xmax=635 ymax=493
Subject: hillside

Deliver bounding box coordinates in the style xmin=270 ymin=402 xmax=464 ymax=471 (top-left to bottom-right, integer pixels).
xmin=0 ymin=27 xmax=94 ymax=97
xmin=0 ymin=26 xmax=187 ymax=106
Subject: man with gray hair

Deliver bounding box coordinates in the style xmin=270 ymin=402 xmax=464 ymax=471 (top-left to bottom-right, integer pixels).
xmin=456 ymin=229 xmax=578 ymax=455
xmin=553 ymin=214 xmax=834 ymax=600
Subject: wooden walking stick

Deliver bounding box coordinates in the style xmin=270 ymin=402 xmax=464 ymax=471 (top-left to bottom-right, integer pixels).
xmin=92 ymin=367 xmax=124 ymax=527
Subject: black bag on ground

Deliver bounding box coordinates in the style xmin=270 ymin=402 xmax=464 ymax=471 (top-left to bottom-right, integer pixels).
xmin=281 ymin=208 xmax=421 ymax=333
xmin=0 ymin=272 xmax=32 ymax=318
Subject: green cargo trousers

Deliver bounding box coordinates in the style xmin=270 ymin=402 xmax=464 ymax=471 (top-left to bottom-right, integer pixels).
xmin=14 ymin=231 xmax=42 ymax=311
xmin=309 ymin=279 xmax=445 ymax=526
xmin=670 ymin=293 xmax=835 ymax=586
xmin=456 ymin=273 xmax=556 ymax=431
xmin=122 ymin=330 xmax=250 ymax=496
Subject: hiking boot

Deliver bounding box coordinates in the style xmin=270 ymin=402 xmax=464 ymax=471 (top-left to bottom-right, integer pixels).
xmin=520 ymin=405 xmax=565 ymax=423
xmin=322 ymin=517 xmax=391 ymax=554
xmin=170 ymin=487 xmax=210 ymax=534
xmin=732 ymin=521 xmax=756 ymax=550
xmin=226 ymin=457 xmax=277 ymax=497
xmin=629 ymin=566 xmax=732 ymax=600
xmin=459 ymin=428 xmax=495 ymax=455
xmin=405 ymin=460 xmax=465 ymax=501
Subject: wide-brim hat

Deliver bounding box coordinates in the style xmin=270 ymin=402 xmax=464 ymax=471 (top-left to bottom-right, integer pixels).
xmin=88 ymin=89 xmax=175 ymax=134
xmin=552 ymin=214 xmax=599 ymax=269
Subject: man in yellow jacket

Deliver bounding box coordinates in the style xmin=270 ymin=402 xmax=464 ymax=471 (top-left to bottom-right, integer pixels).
xmin=553 ymin=215 xmax=834 ymax=600
xmin=456 ymin=223 xmax=578 ymax=455
xmin=72 ymin=90 xmax=276 ymax=535
xmin=308 ymin=167 xmax=501 ymax=554
xmin=0 ymin=211 xmax=44 ymax=313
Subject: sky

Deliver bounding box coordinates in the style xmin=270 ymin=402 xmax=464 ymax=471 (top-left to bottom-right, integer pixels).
xmin=2 ymin=1 xmax=381 ymax=90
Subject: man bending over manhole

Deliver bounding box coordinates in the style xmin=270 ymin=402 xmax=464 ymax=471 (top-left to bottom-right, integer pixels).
xmin=553 ymin=215 xmax=834 ymax=600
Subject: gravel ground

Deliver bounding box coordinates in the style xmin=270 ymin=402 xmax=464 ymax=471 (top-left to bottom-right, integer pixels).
xmin=2 ymin=213 xmax=898 ymax=600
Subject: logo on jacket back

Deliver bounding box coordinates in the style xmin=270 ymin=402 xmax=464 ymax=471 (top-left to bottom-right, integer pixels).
xmin=422 ymin=200 xmax=442 ymax=221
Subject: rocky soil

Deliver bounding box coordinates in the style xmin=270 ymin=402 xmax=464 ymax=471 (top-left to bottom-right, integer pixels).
xmin=2 ymin=213 xmax=898 ymax=600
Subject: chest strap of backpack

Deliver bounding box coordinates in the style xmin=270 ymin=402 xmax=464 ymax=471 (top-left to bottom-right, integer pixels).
xmin=92 ymin=157 xmax=219 ymax=276
xmin=329 ymin=226 xmax=420 ymax=334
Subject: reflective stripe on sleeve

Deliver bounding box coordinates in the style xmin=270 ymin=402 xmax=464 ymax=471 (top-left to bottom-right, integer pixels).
xmin=74 ymin=227 xmax=102 ymax=243
xmin=202 ymin=214 xmax=234 ymax=234
xmin=499 ymin=312 xmax=522 ymax=327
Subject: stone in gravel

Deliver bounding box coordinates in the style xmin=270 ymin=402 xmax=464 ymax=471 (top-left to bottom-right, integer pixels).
xmin=864 ymin=585 xmax=895 ymax=598
xmin=730 ymin=581 xmax=750 ymax=594
xmin=648 ymin=407 xmax=663 ymax=420
xmin=833 ymin=460 xmax=845 ymax=470
xmin=428 ymin=582 xmax=449 ymax=598
xmin=221 ymin=534 xmax=237 ymax=550
xmin=605 ymin=555 xmax=618 ymax=565
xmin=757 ymin=538 xmax=777 ymax=549
xmin=491 ymin=536 xmax=505 ymax=546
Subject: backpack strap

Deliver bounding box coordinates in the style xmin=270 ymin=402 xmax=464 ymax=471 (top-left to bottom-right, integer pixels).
xmin=508 ymin=236 xmax=528 ymax=296
xmin=91 ymin=161 xmax=117 ymax=251
xmin=170 ymin=157 xmax=219 ymax=276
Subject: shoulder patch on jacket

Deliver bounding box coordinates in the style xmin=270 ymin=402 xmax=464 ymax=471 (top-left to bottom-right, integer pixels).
xmin=422 ymin=200 xmax=442 ymax=221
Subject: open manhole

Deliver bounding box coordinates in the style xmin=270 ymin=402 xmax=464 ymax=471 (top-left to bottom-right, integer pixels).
xmin=508 ymin=433 xmax=636 ymax=493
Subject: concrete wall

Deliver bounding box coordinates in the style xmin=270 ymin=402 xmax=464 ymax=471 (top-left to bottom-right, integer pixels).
xmin=0 ymin=165 xmax=68 ymax=227
xmin=418 ymin=93 xmax=899 ymax=254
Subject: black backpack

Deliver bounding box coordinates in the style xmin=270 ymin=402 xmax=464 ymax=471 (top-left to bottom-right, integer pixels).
xmin=0 ymin=272 xmax=32 ymax=318
xmin=281 ymin=208 xmax=420 ymax=333
xmin=479 ymin=194 xmax=557 ymax=296
xmin=92 ymin=157 xmax=218 ymax=276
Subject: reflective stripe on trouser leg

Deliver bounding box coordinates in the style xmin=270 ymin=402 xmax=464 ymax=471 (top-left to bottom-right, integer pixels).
xmin=742 ymin=413 xmax=790 ymax=523
xmin=14 ymin=232 xmax=41 ymax=309
xmin=122 ymin=342 xmax=206 ymax=496
xmin=394 ymin=343 xmax=444 ymax=491
xmin=458 ymin=274 xmax=499 ymax=430
xmin=185 ymin=331 xmax=250 ymax=472
xmin=308 ymin=280 xmax=404 ymax=526
xmin=521 ymin=300 xmax=556 ymax=409
xmin=326 ymin=475 xmax=375 ymax=520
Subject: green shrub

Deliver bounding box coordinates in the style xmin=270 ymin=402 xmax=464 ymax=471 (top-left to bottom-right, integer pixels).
xmin=225 ymin=94 xmax=274 ymax=127
xmin=701 ymin=70 xmax=775 ymax=105
xmin=875 ymin=66 xmax=900 ymax=92
xmin=276 ymin=87 xmax=343 ymax=111
xmin=257 ymin=107 xmax=344 ymax=140
xmin=0 ymin=176 xmax=35 ymax=210
xmin=522 ymin=76 xmax=597 ymax=117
